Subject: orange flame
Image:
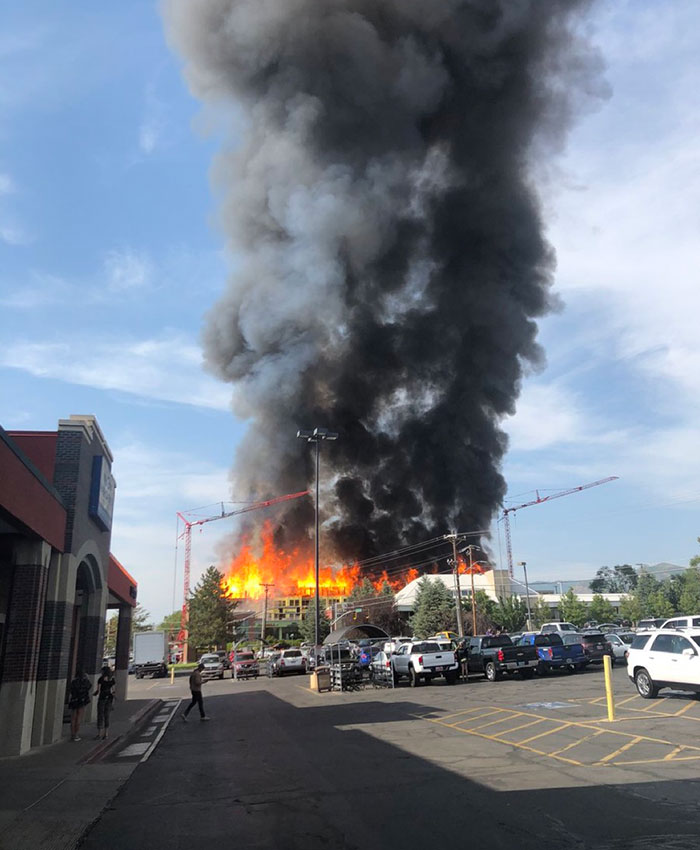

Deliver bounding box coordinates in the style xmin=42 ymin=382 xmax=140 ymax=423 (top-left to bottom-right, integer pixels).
xmin=219 ymin=522 xmax=425 ymax=600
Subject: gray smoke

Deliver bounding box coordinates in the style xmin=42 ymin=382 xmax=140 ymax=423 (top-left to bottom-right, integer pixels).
xmin=164 ymin=0 xmax=602 ymax=562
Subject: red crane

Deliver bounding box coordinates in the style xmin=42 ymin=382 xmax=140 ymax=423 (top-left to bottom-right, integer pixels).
xmin=176 ymin=490 xmax=309 ymax=660
xmin=501 ymin=476 xmax=619 ymax=578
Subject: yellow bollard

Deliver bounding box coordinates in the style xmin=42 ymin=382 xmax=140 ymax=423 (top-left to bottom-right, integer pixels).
xmin=170 ymin=665 xmax=175 ymax=685
xmin=603 ymin=654 xmax=615 ymax=722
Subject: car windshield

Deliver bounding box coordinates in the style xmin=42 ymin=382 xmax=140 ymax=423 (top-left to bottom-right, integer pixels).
xmin=283 ymin=650 xmax=302 ymax=658
xmin=201 ymin=655 xmax=219 ymax=663
xmin=482 ymin=636 xmax=513 ymax=648
xmin=561 ymin=634 xmax=581 ymax=645
xmin=236 ymin=653 xmax=254 ymax=661
xmin=412 ymin=642 xmax=440 ymax=653
xmin=580 ymin=635 xmax=603 ymax=645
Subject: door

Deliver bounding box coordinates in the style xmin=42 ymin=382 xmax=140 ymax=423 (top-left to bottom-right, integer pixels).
xmin=468 ymin=638 xmax=483 ymax=673
xmin=648 ymin=633 xmax=677 ymax=682
xmin=666 ymin=634 xmax=700 ymax=687
xmin=393 ymin=645 xmax=409 ymax=674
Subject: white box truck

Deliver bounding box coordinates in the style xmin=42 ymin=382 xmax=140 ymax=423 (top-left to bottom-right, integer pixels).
xmin=133 ymin=631 xmax=168 ymax=678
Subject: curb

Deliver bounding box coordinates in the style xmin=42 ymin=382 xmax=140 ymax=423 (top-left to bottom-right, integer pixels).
xmin=81 ymin=699 xmax=163 ymax=765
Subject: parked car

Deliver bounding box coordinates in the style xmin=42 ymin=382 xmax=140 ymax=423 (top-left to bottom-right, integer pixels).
xmin=215 ymin=650 xmax=231 ymax=669
xmin=518 ymin=632 xmax=587 ymax=673
xmin=605 ymin=632 xmax=634 ymax=662
xmin=466 ymin=635 xmax=539 ymax=681
xmin=275 ymin=648 xmax=307 ymax=676
xmin=200 ymin=652 xmax=225 ymax=680
xmin=391 ymin=640 xmax=459 ymax=686
xmin=369 ymin=650 xmax=394 ymax=685
xmin=267 ymin=652 xmax=281 ymax=677
xmin=233 ymin=651 xmax=259 ymax=679
xmin=627 ymin=629 xmax=700 ymax=698
xmin=660 ymin=615 xmax=700 ymax=630
xmin=637 ymin=618 xmax=666 ymax=631
xmin=577 ymin=631 xmax=611 ymax=665
xmin=540 ymin=622 xmax=580 ymax=635
xmin=357 ymin=645 xmax=382 ymax=669
xmin=597 ymin=622 xmax=623 ymax=633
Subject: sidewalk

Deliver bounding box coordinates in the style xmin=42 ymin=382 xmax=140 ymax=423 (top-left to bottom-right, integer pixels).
xmin=0 ymin=698 xmax=162 ymax=850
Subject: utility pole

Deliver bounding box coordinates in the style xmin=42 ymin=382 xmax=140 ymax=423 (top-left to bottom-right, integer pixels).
xmin=463 ymin=545 xmax=481 ymax=636
xmin=260 ymin=583 xmax=273 ymax=658
xmin=519 ymin=562 xmax=532 ymax=630
xmin=447 ymin=533 xmax=465 ymax=638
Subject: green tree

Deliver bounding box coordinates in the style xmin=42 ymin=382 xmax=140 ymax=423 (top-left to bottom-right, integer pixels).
xmin=531 ymin=595 xmax=551 ymax=628
xmin=409 ymin=578 xmax=456 ymax=638
xmin=590 ymin=564 xmax=637 ymax=593
xmin=133 ymin=603 xmax=153 ymax=631
xmin=690 ymin=538 xmax=700 ymax=569
xmin=649 ymin=588 xmax=674 ymax=618
xmin=462 ymin=590 xmax=497 ymax=635
xmin=188 ymin=566 xmax=238 ymax=650
xmin=300 ymin=607 xmax=331 ymax=643
xmin=619 ymin=594 xmax=643 ymax=625
xmin=158 ymin=611 xmax=183 ymax=644
xmin=635 ymin=572 xmax=661 ymax=617
xmin=589 ymin=566 xmax=615 ymax=594
xmin=103 ymin=613 xmax=118 ymax=655
xmin=588 ymin=594 xmax=616 ymax=623
xmin=680 ymin=568 xmax=700 ymax=614
xmin=340 ymin=579 xmax=402 ymax=635
xmin=491 ymin=596 xmax=528 ymax=632
xmin=559 ymin=588 xmax=587 ymax=627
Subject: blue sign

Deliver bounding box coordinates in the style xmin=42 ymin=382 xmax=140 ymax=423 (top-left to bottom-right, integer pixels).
xmin=89 ymin=455 xmax=116 ymax=532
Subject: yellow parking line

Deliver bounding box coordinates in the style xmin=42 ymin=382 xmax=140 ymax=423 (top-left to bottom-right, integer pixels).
xmin=614 ymin=753 xmax=700 ymax=766
xmin=495 ymin=718 xmax=548 ymax=737
xmin=673 ymin=701 xmax=697 ymax=718
xmin=517 ymin=723 xmax=570 ymax=745
xmin=549 ymin=729 xmax=604 ymax=757
xmin=597 ymin=735 xmax=643 ymax=764
xmin=469 ymin=713 xmax=523 ymax=732
xmin=438 ymin=706 xmax=498 ymax=722
xmin=615 ymin=694 xmax=641 ymax=707
xmin=664 ymin=745 xmax=685 ymax=761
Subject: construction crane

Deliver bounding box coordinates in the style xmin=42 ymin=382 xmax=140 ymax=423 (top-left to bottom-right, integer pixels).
xmin=176 ymin=490 xmax=309 ymax=660
xmin=501 ymin=476 xmax=619 ymax=578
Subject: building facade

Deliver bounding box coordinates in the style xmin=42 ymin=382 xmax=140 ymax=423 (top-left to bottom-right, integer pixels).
xmin=0 ymin=415 xmax=135 ymax=756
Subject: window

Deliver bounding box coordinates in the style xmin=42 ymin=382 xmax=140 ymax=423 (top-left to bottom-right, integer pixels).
xmin=693 ymin=618 xmax=700 ymax=628
xmin=670 ymin=635 xmax=696 ymax=655
xmin=630 ymin=634 xmax=650 ymax=650
xmin=651 ymin=634 xmax=675 ymax=653
xmin=662 ymin=620 xmax=681 ymax=629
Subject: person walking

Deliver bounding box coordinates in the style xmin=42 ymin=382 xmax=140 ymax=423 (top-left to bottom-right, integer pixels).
xmin=93 ymin=664 xmax=116 ymax=740
xmin=68 ymin=668 xmax=92 ymax=741
xmin=182 ymin=663 xmax=209 ymax=721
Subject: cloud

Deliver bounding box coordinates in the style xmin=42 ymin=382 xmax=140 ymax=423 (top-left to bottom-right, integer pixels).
xmin=104 ymin=247 xmax=154 ymax=291
xmin=0 ymin=222 xmax=29 ymax=245
xmin=0 ymin=172 xmax=14 ymax=194
xmin=0 ymin=332 xmax=231 ymax=410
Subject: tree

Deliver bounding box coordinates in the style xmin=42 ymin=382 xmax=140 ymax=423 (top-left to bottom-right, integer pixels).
xmin=590 ymin=564 xmax=637 ymax=593
xmin=300 ymin=607 xmax=331 ymax=644
xmin=158 ymin=611 xmax=183 ymax=644
xmin=462 ymin=590 xmax=497 ymax=635
xmin=680 ymin=568 xmax=700 ymax=614
xmin=133 ymin=603 xmax=153 ymax=631
xmin=491 ymin=596 xmax=528 ymax=632
xmin=589 ymin=566 xmax=615 ymax=594
xmin=103 ymin=613 xmax=118 ymax=655
xmin=340 ymin=578 xmax=403 ymax=635
xmin=559 ymin=589 xmax=587 ymax=627
xmin=188 ymin=566 xmax=238 ymax=650
xmin=635 ymin=572 xmax=661 ymax=617
xmin=690 ymin=538 xmax=700 ymax=569
xmin=410 ymin=578 xmax=456 ymax=638
xmin=531 ymin=595 xmax=551 ymax=628
xmin=649 ymin=588 xmax=674 ymax=619
xmin=588 ymin=594 xmax=616 ymax=624
xmin=619 ymin=594 xmax=642 ymax=625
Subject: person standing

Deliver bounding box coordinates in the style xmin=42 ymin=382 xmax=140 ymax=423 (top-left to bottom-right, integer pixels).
xmin=68 ymin=668 xmax=92 ymax=741
xmin=182 ymin=663 xmax=209 ymax=721
xmin=93 ymin=665 xmax=116 ymax=740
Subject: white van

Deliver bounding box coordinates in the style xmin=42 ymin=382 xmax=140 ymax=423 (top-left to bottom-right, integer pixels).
xmin=661 ymin=615 xmax=700 ymax=630
xmin=540 ymin=622 xmax=579 ymax=634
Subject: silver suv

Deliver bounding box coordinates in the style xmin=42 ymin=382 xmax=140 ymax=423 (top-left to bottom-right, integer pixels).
xmin=627 ymin=629 xmax=700 ymax=698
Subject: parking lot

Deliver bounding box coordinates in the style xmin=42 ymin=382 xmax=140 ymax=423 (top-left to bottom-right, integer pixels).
xmin=128 ymin=661 xmax=700 ymax=789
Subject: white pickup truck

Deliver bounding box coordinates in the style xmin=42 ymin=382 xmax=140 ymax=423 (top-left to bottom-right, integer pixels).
xmin=391 ymin=640 xmax=459 ymax=686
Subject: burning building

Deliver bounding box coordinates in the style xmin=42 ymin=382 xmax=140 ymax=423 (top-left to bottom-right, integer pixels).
xmin=164 ymin=1 xmax=603 ymax=573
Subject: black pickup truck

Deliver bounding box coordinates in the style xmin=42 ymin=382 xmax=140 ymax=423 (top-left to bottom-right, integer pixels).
xmin=467 ymin=635 xmax=539 ymax=681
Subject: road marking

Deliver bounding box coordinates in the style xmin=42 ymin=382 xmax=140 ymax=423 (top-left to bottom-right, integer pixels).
xmin=140 ymin=699 xmax=181 ymax=763
xmin=549 ymin=729 xmax=604 ymax=757
xmin=469 ymin=713 xmax=524 ymax=732
xmin=118 ymin=742 xmax=150 ymax=757
xmin=597 ymin=735 xmax=643 ymax=764
xmin=140 ymin=725 xmax=157 ymax=737
xmin=673 ymin=701 xmax=697 ymax=718
xmin=438 ymin=707 xmax=496 ymax=722
xmin=517 ymin=723 xmax=570 ymax=746
xmin=496 ymin=718 xmax=548 ymax=737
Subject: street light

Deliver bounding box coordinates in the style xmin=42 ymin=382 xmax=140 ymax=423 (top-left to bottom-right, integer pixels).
xmin=518 ymin=561 xmax=532 ymax=630
xmin=296 ymin=427 xmax=338 ymax=652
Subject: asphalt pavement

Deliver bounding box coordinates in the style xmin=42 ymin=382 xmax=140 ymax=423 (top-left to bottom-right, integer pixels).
xmin=80 ymin=667 xmax=700 ymax=850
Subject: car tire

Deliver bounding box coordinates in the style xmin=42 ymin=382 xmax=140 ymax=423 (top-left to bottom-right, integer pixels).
xmin=485 ymin=661 xmax=499 ymax=682
xmin=409 ymin=666 xmax=421 ymax=687
xmin=537 ymin=662 xmax=549 ymax=677
xmin=635 ymin=668 xmax=658 ymax=699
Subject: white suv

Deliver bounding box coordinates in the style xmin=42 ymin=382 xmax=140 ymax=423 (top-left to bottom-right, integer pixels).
xmin=660 ymin=615 xmax=700 ymax=630
xmin=627 ymin=629 xmax=700 ymax=698
xmin=540 ymin=622 xmax=579 ymax=635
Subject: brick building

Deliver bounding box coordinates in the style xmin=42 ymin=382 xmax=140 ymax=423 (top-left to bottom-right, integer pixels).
xmin=0 ymin=415 xmax=136 ymax=756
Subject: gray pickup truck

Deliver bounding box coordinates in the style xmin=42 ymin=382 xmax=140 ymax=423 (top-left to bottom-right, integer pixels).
xmin=391 ymin=640 xmax=459 ymax=686
xmin=467 ymin=635 xmax=539 ymax=681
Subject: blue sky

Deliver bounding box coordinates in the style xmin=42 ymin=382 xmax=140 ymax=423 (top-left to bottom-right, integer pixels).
xmin=1 ymin=1 xmax=699 ymax=622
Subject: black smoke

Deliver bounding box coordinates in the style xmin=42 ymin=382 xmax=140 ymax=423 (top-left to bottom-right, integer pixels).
xmin=164 ymin=0 xmax=602 ymax=561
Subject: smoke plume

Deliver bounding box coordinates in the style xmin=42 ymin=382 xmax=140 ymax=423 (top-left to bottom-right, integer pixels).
xmin=164 ymin=0 xmax=602 ymax=562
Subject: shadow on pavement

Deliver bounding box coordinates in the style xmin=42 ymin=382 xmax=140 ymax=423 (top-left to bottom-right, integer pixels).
xmin=79 ymin=690 xmax=700 ymax=850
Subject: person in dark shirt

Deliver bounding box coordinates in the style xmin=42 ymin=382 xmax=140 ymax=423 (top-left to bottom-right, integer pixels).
xmin=93 ymin=665 xmax=116 ymax=740
xmin=68 ymin=668 xmax=92 ymax=742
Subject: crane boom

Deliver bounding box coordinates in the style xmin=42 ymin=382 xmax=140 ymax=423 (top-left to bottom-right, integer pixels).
xmin=501 ymin=476 xmax=618 ymax=578
xmin=176 ymin=490 xmax=310 ymax=660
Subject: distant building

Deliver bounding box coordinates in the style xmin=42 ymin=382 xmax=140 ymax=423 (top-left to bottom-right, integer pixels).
xmin=0 ymin=416 xmax=136 ymax=756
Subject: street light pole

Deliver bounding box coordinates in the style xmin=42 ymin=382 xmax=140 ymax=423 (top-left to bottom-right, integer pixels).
xmin=519 ymin=561 xmax=532 ymax=630
xmin=297 ymin=427 xmax=338 ymax=654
